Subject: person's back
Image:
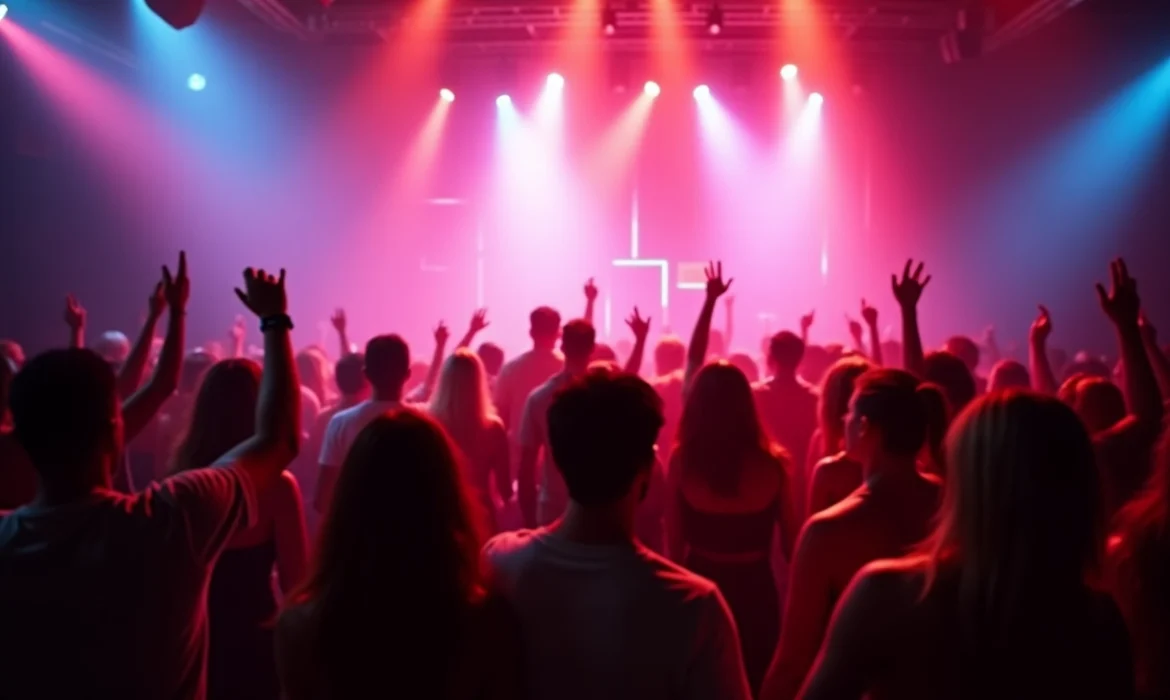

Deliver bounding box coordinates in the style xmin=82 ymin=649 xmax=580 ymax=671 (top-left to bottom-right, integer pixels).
xmin=753 ymin=332 xmax=818 ymax=516
xmin=494 ymin=306 xmax=564 ymax=436
xmin=806 ymin=452 xmax=862 ymax=516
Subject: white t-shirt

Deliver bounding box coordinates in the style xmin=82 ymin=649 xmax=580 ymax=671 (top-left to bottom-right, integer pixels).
xmin=518 ymin=371 xmax=573 ymax=524
xmin=317 ymin=399 xmax=402 ymax=469
xmin=0 ymin=466 xmax=257 ymax=700
xmin=483 ymin=528 xmax=752 ymax=700
xmin=494 ymin=349 xmax=563 ymax=436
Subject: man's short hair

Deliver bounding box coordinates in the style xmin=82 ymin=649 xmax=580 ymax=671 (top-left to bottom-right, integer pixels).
xmin=561 ymin=320 xmax=596 ymax=363
xmin=654 ymin=336 xmax=686 ymax=375
xmin=10 ymin=349 xmax=118 ymax=474
xmin=335 ymin=353 xmax=367 ymax=396
xmin=852 ymin=368 xmax=927 ymax=458
xmin=943 ymin=335 xmax=980 ymax=372
xmin=548 ymin=370 xmax=664 ymax=507
xmin=769 ymin=331 xmax=805 ymax=371
xmin=530 ymin=307 xmax=562 ymax=339
xmin=477 ymin=343 xmax=505 ymax=376
xmin=365 ymin=335 xmax=411 ymax=388
xmin=923 ymin=350 xmax=977 ymax=413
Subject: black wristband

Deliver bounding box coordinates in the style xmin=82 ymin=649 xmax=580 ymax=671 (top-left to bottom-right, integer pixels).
xmin=260 ymin=314 xmax=294 ymax=333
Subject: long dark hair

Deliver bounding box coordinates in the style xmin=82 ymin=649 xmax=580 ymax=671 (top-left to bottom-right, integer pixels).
xmin=675 ymin=361 xmax=776 ymax=497
xmin=288 ymin=408 xmax=486 ymax=696
xmin=171 ymin=359 xmax=260 ymax=473
xmin=817 ymin=356 xmax=871 ymax=455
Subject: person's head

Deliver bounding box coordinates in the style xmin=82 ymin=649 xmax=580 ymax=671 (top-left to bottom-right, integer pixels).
xmin=476 ymin=342 xmax=505 ymax=377
xmin=654 ymin=335 xmax=686 ymax=376
xmin=9 ymin=349 xmax=123 ymax=492
xmin=988 ymin=360 xmax=1031 ymax=392
xmin=591 ymin=343 xmax=617 ymax=364
xmin=1069 ymin=376 xmax=1126 ymax=433
xmin=561 ymin=319 xmax=596 ymax=368
xmin=925 ymin=392 xmax=1103 ymax=601
xmin=529 ymin=306 xmax=562 ymax=349
xmin=364 ymin=335 xmax=411 ymax=396
xmin=0 ymin=340 xmax=25 ymax=370
xmin=676 ymin=361 xmax=773 ymax=496
xmin=923 ymin=350 xmax=977 ymax=414
xmin=943 ymin=335 xmax=981 ymax=373
xmin=428 ymin=349 xmax=494 ymax=446
xmin=292 ymin=408 xmax=485 ymax=692
xmin=799 ymin=344 xmax=833 ymax=386
xmin=917 ymin=382 xmax=950 ymax=477
xmin=171 ymin=359 xmax=261 ymax=473
xmin=844 ymin=368 xmax=927 ymax=466
xmin=728 ymin=353 xmax=760 ymax=383
xmin=334 ymin=353 xmax=369 ymax=401
xmin=817 ymin=356 xmax=873 ymax=454
xmin=548 ymin=369 xmax=663 ymax=515
xmin=297 ymin=349 xmax=331 ymax=407
xmin=179 ymin=350 xmax=216 ymax=395
xmin=768 ymin=331 xmax=805 ymax=376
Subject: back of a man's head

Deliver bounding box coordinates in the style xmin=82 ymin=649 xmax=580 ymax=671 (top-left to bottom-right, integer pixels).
xmin=477 ymin=342 xmax=505 ymax=377
xmin=561 ymin=320 xmax=597 ymax=365
xmin=365 ymin=335 xmax=411 ymax=392
xmin=923 ymin=350 xmax=977 ymax=414
xmin=335 ymin=353 xmax=368 ymax=396
xmin=852 ymin=368 xmax=927 ymax=458
xmin=654 ymin=336 xmax=686 ymax=376
xmin=530 ymin=307 xmax=562 ymax=345
xmin=548 ymin=370 xmax=664 ymax=508
xmin=769 ymin=331 xmax=805 ymax=374
xmin=10 ymin=349 xmax=119 ymax=480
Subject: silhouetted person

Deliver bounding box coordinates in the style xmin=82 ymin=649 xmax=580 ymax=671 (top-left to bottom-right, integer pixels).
xmin=761 ymin=369 xmax=941 ymax=700
xmin=494 ymin=306 xmax=563 ymax=438
xmin=485 ymin=368 xmax=752 ymax=700
xmin=650 ymin=334 xmax=686 ymax=461
xmin=988 ymin=359 xmax=1030 ymax=391
xmin=799 ymin=392 xmax=1133 ymax=699
xmin=806 ymin=357 xmax=871 ymax=516
xmin=303 ymin=352 xmax=368 ymax=531
xmin=0 ymin=259 xmax=301 ymax=699
xmin=754 ymin=331 xmax=818 ymax=520
xmin=278 ymin=409 xmax=521 ymax=700
xmin=942 ymin=335 xmax=985 ymax=394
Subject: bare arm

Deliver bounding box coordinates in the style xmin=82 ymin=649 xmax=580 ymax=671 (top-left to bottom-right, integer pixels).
xmin=1139 ymin=316 xmax=1170 ymax=400
xmin=489 ymin=421 xmax=513 ymax=503
xmin=584 ymin=278 xmax=598 ymax=326
xmin=724 ymin=296 xmax=735 ymax=352
xmin=117 ymin=284 xmax=164 ymax=399
xmin=213 ymin=267 xmax=301 ymax=494
xmin=410 ymin=322 xmax=449 ymax=403
xmin=329 ymin=308 xmax=350 ymax=358
xmin=799 ymin=311 xmax=814 ymax=346
xmin=273 ymin=472 xmax=309 ymax=594
xmin=1098 ymin=260 xmax=1163 ymax=440
xmin=861 ymin=300 xmax=882 ymax=366
xmin=517 ymin=444 xmax=539 ymax=529
xmin=892 ymin=260 xmax=930 ymax=377
xmin=122 ymin=258 xmax=188 ymax=443
xmin=685 ymin=262 xmax=733 ymax=394
xmin=457 ymin=309 xmax=490 ymax=350
xmin=1029 ymin=305 xmax=1058 ymax=394
xmin=228 ymin=315 xmax=245 ymax=358
xmin=623 ymin=307 xmax=651 ymax=376
xmin=64 ymin=294 xmax=86 ymax=349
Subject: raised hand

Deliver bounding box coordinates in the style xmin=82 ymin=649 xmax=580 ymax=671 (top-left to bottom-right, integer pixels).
xmin=891 ymin=259 xmax=931 ymax=309
xmin=1030 ymin=305 xmax=1053 ymax=344
xmin=234 ymin=267 xmax=288 ymax=318
xmin=861 ymin=299 xmax=878 ymax=327
xmin=230 ymin=315 xmax=246 ymax=343
xmin=626 ymin=307 xmax=651 ymax=341
xmin=330 ymin=308 xmax=347 ymax=334
xmin=162 ymin=251 xmax=190 ymax=312
xmin=704 ymin=261 xmax=733 ymax=301
xmin=469 ymin=308 xmax=490 ymax=334
xmin=584 ymin=278 xmax=599 ymax=302
xmin=800 ymin=310 xmax=815 ymax=334
xmin=847 ymin=316 xmax=863 ymax=342
xmin=434 ymin=321 xmax=450 ymax=346
xmin=1096 ymin=258 xmax=1141 ymax=328
xmin=147 ymin=281 xmax=166 ymax=320
xmin=64 ymin=294 xmax=87 ymax=330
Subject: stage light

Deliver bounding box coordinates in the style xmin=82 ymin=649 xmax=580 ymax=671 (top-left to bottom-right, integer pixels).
xmin=602 ymin=5 xmax=617 ymax=35
xmin=0 ymin=5 xmax=8 ymax=22
xmin=693 ymin=84 xmax=711 ymax=101
xmin=496 ymin=94 xmax=512 ymax=107
xmin=706 ymin=5 xmax=723 ymax=35
xmin=809 ymin=92 xmax=824 ymax=106
xmin=781 ymin=64 xmax=798 ymax=81
xmin=644 ymin=81 xmax=661 ymax=97
xmin=439 ymin=88 xmax=455 ymax=103
xmin=547 ymin=73 xmax=565 ymax=90
xmin=187 ymin=73 xmax=207 ymax=92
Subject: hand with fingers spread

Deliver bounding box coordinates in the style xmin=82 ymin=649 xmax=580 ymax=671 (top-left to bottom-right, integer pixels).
xmin=469 ymin=308 xmax=490 ymax=335
xmin=64 ymin=294 xmax=87 ymax=331
xmin=704 ymin=261 xmax=734 ymax=301
xmin=891 ymin=259 xmax=931 ymax=310
xmin=626 ymin=307 xmax=652 ymax=342
xmin=861 ymin=299 xmax=878 ymax=327
xmin=235 ymin=267 xmax=288 ymax=319
xmin=162 ymin=251 xmax=190 ymax=313
xmin=800 ymin=310 xmax=816 ymax=334
xmin=1031 ymin=305 xmax=1053 ymax=345
xmin=1096 ymin=258 xmax=1141 ymax=328
xmin=330 ymin=308 xmax=347 ymax=334
xmin=147 ymin=281 xmax=167 ymax=320
xmin=584 ymin=278 xmax=599 ymax=302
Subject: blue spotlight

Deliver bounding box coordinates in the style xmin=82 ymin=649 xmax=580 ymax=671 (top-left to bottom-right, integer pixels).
xmin=187 ymin=73 xmax=207 ymax=92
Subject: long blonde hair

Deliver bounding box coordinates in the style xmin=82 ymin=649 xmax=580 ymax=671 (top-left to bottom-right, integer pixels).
xmin=428 ymin=349 xmax=496 ymax=452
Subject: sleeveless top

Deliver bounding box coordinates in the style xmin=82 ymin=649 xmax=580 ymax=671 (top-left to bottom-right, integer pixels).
xmin=678 ymin=495 xmax=779 ymax=557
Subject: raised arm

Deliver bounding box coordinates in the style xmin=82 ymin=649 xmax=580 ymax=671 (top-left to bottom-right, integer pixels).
xmin=122 ymin=254 xmax=188 ymax=442
xmin=684 ymin=261 xmax=733 ymax=394
xmin=228 ymin=315 xmax=246 ymax=358
xmin=64 ymin=294 xmax=86 ymax=349
xmin=214 ymin=266 xmax=301 ymax=493
xmin=861 ymin=299 xmax=882 ymax=366
xmin=1096 ymin=259 xmax=1163 ymax=444
xmin=724 ymin=295 xmax=735 ymax=352
xmin=409 ymin=321 xmax=449 ymax=403
xmin=892 ymin=259 xmax=930 ymax=377
xmin=846 ymin=316 xmax=865 ymax=356
xmin=623 ymin=307 xmax=651 ymax=376
xmin=1029 ymin=305 xmax=1058 ymax=395
xmin=116 ymin=282 xmax=165 ymax=399
xmin=329 ymin=308 xmax=350 ymax=358
xmin=584 ymin=278 xmax=598 ymax=327
xmin=1138 ymin=315 xmax=1170 ymax=400
xmin=457 ymin=309 xmax=490 ymax=350
xmin=799 ymin=311 xmax=815 ymax=346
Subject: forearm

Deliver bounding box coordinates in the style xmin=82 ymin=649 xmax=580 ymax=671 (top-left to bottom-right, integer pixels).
xmin=121 ymin=307 xmax=185 ymax=441
xmin=868 ymin=322 xmax=883 ymax=366
xmin=584 ymin=299 xmax=596 ymax=327
xmin=1029 ymin=339 xmax=1058 ymax=394
xmin=901 ymin=308 xmax=924 ymax=377
xmin=417 ymin=339 xmax=447 ymax=401
xmin=118 ymin=313 xmax=161 ymax=399
xmin=69 ymin=326 xmax=84 ymax=349
xmin=336 ymin=329 xmax=350 ymax=358
xmin=1118 ymin=324 xmax=1163 ymax=426
xmin=456 ymin=329 xmax=477 ymax=350
xmin=1142 ymin=336 xmax=1170 ymax=400
xmin=624 ymin=337 xmax=647 ymax=376
xmin=686 ymin=299 xmax=717 ymax=387
xmin=258 ymin=326 xmax=301 ymax=453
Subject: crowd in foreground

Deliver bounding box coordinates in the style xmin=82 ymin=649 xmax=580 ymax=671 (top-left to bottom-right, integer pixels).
xmin=1 ymin=252 xmax=1170 ymax=700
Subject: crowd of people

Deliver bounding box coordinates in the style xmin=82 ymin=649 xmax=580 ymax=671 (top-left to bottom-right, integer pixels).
xmin=1 ymin=250 xmax=1169 ymax=700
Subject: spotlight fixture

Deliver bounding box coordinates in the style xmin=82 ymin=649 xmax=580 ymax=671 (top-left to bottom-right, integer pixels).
xmin=496 ymin=94 xmax=512 ymax=107
xmin=602 ymin=5 xmax=617 ymax=35
xmin=780 ymin=64 xmax=798 ymax=81
xmin=547 ymin=73 xmax=565 ymax=90
xmin=644 ymin=81 xmax=661 ymax=97
xmin=809 ymin=92 xmax=824 ymax=106
xmin=187 ymin=73 xmax=207 ymax=92
xmin=0 ymin=4 xmax=8 ymax=22
xmin=439 ymin=88 xmax=455 ymax=103
xmin=693 ymin=84 xmax=711 ymax=100
xmin=706 ymin=4 xmax=723 ymax=35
